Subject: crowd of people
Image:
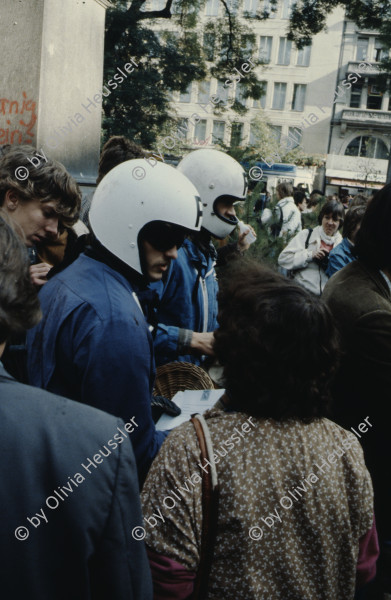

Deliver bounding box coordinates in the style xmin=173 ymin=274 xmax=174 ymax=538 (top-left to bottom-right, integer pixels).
xmin=0 ymin=139 xmax=389 ymax=599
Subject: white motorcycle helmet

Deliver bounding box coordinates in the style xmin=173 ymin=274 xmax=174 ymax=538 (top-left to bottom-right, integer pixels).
xmin=89 ymin=159 xmax=203 ymax=276
xmin=176 ymin=149 xmax=248 ymax=239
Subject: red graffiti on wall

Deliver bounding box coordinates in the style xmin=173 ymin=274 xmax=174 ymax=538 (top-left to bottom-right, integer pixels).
xmin=0 ymin=91 xmax=37 ymax=145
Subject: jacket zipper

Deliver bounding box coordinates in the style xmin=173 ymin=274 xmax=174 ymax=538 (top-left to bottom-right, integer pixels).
xmin=201 ymin=277 xmax=208 ymax=332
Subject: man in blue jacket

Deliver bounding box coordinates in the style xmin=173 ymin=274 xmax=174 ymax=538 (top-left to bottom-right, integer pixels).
xmin=27 ymin=159 xmax=202 ymax=481
xmin=0 ymin=214 xmax=152 ymax=599
xmin=153 ymin=149 xmax=251 ymax=366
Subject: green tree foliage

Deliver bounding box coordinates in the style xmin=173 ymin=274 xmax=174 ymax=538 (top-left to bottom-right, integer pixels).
xmin=287 ymin=0 xmax=391 ymax=90
xmin=103 ymin=0 xmax=390 ymax=148
xmin=103 ymin=0 xmax=269 ymax=147
xmin=287 ymin=0 xmax=390 ymax=47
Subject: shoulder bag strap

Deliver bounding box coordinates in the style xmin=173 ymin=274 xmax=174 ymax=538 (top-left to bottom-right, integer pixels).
xmin=305 ymin=228 xmax=313 ymax=249
xmin=190 ymin=413 xmax=220 ymax=600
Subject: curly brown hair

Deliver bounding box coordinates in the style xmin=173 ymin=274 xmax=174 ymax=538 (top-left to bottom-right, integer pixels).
xmin=0 ymin=146 xmax=81 ymax=229
xmin=214 ymin=261 xmax=340 ymax=421
xmin=0 ymin=213 xmax=41 ymax=343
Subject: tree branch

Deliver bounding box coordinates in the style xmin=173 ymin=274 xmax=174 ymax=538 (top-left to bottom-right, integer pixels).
xmin=128 ymin=0 xmax=173 ymax=20
xmin=219 ymin=0 xmax=235 ymax=62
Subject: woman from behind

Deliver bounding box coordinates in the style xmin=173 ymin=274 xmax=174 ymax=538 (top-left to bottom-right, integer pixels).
xmin=141 ymin=262 xmax=378 ymax=600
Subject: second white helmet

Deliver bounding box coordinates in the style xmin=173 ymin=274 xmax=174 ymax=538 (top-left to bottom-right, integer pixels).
xmin=89 ymin=159 xmax=203 ymax=275
xmin=176 ymin=149 xmax=248 ymax=239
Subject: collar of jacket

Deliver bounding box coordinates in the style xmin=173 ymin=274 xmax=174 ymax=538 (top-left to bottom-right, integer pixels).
xmin=85 ymin=241 xmax=160 ymax=333
xmin=187 ymin=233 xmax=217 ymax=264
xmin=0 ymin=362 xmax=14 ymax=381
xmin=358 ymin=260 xmax=391 ymax=299
xmin=85 ymin=239 xmax=149 ymax=292
xmin=277 ymin=197 xmax=294 ymax=208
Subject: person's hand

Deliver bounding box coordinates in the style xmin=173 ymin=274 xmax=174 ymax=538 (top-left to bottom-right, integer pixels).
xmin=312 ymin=248 xmax=329 ymax=260
xmin=190 ymin=331 xmax=215 ymax=356
xmin=237 ymin=224 xmax=256 ymax=251
xmin=30 ymin=262 xmax=51 ymax=286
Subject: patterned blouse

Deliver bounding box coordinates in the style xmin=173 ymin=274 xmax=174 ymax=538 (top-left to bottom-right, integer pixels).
xmin=141 ymin=399 xmax=374 ymax=599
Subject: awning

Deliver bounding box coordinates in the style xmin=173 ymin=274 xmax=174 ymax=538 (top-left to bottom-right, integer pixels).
xmin=326 ymin=177 xmax=384 ymax=189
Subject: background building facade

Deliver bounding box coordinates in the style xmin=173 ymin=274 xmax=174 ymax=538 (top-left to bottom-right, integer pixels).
xmin=149 ymin=0 xmax=390 ymax=195
xmin=326 ymin=21 xmax=391 ymax=195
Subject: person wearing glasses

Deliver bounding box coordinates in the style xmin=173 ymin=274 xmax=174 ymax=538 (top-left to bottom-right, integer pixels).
xmin=27 ymin=159 xmax=203 ymax=482
xmin=152 ymin=148 xmax=252 ymax=367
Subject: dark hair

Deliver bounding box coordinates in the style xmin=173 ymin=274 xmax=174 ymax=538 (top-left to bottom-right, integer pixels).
xmin=342 ymin=205 xmax=366 ymax=240
xmin=294 ymin=191 xmax=306 ymax=206
xmin=0 ymin=144 xmax=11 ymax=159
xmin=0 ymin=213 xmax=41 ymax=343
xmin=0 ymin=146 xmax=81 ymax=229
xmin=214 ymin=261 xmax=340 ymax=421
xmin=307 ymin=193 xmax=323 ymax=209
xmin=350 ymin=194 xmax=369 ymax=209
xmin=97 ymin=136 xmax=146 ymax=184
xmin=310 ymin=189 xmax=323 ymax=197
xmin=355 ymin=183 xmax=391 ymax=270
xmin=276 ymin=182 xmax=293 ymax=198
xmin=318 ymin=199 xmax=344 ymax=228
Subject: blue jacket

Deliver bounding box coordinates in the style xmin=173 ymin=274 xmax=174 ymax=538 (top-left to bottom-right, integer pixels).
xmin=152 ymin=238 xmax=218 ymax=366
xmin=27 ymin=253 xmax=166 ymax=481
xmin=326 ymin=237 xmax=355 ymax=278
xmin=0 ymin=364 xmax=152 ymax=599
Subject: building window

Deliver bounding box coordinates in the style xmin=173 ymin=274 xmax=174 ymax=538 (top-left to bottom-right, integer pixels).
xmin=277 ymin=38 xmax=292 ymax=65
xmin=259 ymin=36 xmax=273 ymax=63
xmin=374 ymin=38 xmax=388 ymax=62
xmin=345 ymin=136 xmax=388 ymax=160
xmin=269 ymin=125 xmax=282 ymax=145
xmin=356 ymin=37 xmax=369 ymax=61
xmin=243 ymin=0 xmax=259 ymax=16
xmin=291 ymin=84 xmax=306 ymax=111
xmin=282 ymin=0 xmax=293 ymax=19
xmin=179 ymin=83 xmax=192 ymax=103
xmin=253 ymin=82 xmax=267 ymax=109
xmin=350 ymin=83 xmax=362 ymax=108
xmin=296 ymin=44 xmax=311 ymax=66
xmin=226 ymin=0 xmax=238 ymax=14
xmin=177 ymin=118 xmax=189 ymax=141
xmin=367 ymin=82 xmax=383 ymax=110
xmin=203 ymin=33 xmax=215 ymax=61
xmin=212 ymin=121 xmax=225 ymax=143
xmin=198 ymin=81 xmax=210 ymax=104
xmin=205 ymin=0 xmax=220 ymax=15
xmin=216 ymin=81 xmax=229 ymax=105
xmin=235 ymin=82 xmax=246 ymax=105
xmin=288 ymin=127 xmax=302 ymax=148
xmin=263 ymin=0 xmax=276 ymax=17
xmin=241 ymin=35 xmax=253 ymax=57
xmin=194 ymin=120 xmax=207 ymax=142
xmin=272 ymin=82 xmax=287 ymax=110
xmin=220 ymin=34 xmax=230 ymax=58
xmin=230 ymin=123 xmax=243 ymax=146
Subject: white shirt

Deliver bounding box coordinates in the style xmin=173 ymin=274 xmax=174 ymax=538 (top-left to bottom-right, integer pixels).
xmin=261 ymin=197 xmax=302 ymax=237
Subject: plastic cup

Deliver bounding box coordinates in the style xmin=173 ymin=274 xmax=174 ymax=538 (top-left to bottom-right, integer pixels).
xmin=238 ymin=221 xmax=257 ymax=244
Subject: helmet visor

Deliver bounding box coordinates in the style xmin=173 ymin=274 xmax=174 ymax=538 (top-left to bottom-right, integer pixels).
xmin=140 ymin=221 xmax=187 ymax=252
